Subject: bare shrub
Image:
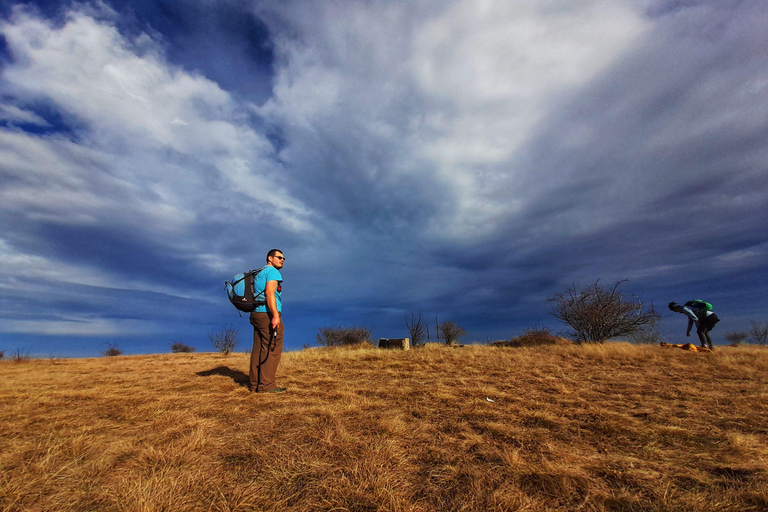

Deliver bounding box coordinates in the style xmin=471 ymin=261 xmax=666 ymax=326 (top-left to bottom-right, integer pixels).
xmin=210 ymin=326 xmax=238 ymax=355
xmin=628 ymin=317 xmax=661 ymax=344
xmin=12 ymin=348 xmax=30 ymax=363
xmin=439 ymin=321 xmax=466 ymax=346
xmin=749 ymin=321 xmax=768 ymax=347
xmin=0 ymin=350 xmax=4 ymax=360
xmin=171 ymin=342 xmax=195 ymax=353
xmin=405 ymin=312 xmax=428 ymax=347
xmin=548 ymin=279 xmax=660 ymax=343
xmin=316 ymin=326 xmax=372 ymax=347
xmin=724 ymin=331 xmax=749 ymax=347
xmin=101 ymin=343 xmax=123 ymax=357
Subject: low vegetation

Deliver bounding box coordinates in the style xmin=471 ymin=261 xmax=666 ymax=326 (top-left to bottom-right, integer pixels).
xmin=1 ymin=344 xmax=766 ymax=511
xmin=171 ymin=341 xmax=196 ymax=353
xmin=725 ymin=331 xmax=750 ymax=347
xmin=315 ymin=325 xmax=372 ymax=347
xmin=493 ymin=327 xmax=571 ymax=348
xmin=100 ymin=343 xmax=123 ymax=357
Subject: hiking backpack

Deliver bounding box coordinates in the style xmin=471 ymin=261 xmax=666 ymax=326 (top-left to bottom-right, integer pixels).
xmin=225 ymin=267 xmax=267 ymax=313
xmin=684 ymin=299 xmax=713 ymax=311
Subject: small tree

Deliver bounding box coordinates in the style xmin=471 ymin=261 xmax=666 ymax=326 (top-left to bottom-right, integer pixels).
xmin=316 ymin=326 xmax=372 ymax=347
xmin=724 ymin=331 xmax=749 ymax=347
xmin=749 ymin=321 xmax=768 ymax=347
xmin=405 ymin=312 xmax=428 ymax=347
xmin=439 ymin=321 xmax=466 ymax=346
xmin=101 ymin=343 xmax=123 ymax=357
xmin=548 ymin=279 xmax=660 ymax=343
xmin=171 ymin=342 xmax=195 ymax=353
xmin=210 ymin=326 xmax=238 ymax=355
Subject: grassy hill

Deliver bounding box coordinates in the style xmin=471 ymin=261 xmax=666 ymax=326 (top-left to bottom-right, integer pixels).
xmin=1 ymin=344 xmax=767 ymax=511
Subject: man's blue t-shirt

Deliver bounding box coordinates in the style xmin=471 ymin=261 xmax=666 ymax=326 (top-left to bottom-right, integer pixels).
xmin=254 ymin=266 xmax=282 ymax=313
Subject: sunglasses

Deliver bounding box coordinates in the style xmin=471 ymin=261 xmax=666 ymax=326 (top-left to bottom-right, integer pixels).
xmin=273 ymin=255 xmax=285 ymax=260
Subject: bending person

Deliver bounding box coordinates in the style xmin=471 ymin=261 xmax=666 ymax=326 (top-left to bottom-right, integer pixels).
xmin=668 ymin=301 xmax=719 ymax=350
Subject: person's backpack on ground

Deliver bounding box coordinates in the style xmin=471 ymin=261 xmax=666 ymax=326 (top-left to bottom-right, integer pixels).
xmin=226 ymin=267 xmax=267 ymax=313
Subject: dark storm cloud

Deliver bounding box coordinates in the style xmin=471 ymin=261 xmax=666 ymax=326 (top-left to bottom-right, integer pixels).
xmin=1 ymin=1 xmax=767 ymax=355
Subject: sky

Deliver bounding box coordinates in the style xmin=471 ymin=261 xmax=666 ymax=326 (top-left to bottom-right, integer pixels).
xmin=1 ymin=0 xmax=766 ymax=357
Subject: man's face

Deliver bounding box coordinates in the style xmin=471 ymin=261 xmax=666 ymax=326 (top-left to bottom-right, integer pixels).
xmin=269 ymin=252 xmax=285 ymax=269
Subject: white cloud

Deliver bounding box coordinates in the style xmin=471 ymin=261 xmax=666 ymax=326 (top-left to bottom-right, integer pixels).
xmin=0 ymin=6 xmax=310 ymax=232
xmin=0 ymin=104 xmax=50 ymax=126
xmin=255 ymin=0 xmax=649 ymax=240
xmin=0 ymin=317 xmax=149 ymax=336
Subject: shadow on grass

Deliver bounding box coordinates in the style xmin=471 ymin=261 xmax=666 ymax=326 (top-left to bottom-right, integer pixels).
xmin=197 ymin=366 xmax=249 ymax=389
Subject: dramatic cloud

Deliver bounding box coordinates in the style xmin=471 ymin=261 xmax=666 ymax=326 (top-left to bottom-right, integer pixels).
xmin=1 ymin=0 xmax=766 ymax=355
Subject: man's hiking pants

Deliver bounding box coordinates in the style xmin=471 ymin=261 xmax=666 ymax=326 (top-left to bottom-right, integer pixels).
xmin=249 ymin=312 xmax=283 ymax=392
xmin=697 ymin=313 xmax=719 ymax=350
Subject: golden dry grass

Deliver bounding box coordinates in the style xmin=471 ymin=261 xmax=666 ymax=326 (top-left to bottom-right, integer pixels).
xmin=1 ymin=343 xmax=767 ymax=511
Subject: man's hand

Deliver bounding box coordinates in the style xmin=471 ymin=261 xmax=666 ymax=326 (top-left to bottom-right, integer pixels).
xmin=271 ymin=315 xmax=280 ymax=331
xmin=686 ymin=332 xmax=690 ymax=337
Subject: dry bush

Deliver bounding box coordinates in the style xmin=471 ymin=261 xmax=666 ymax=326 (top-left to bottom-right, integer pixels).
xmin=2 ymin=345 xmax=767 ymax=512
xmin=11 ymin=348 xmax=31 ymax=363
xmin=628 ymin=316 xmax=661 ymax=344
xmin=725 ymin=331 xmax=749 ymax=347
xmin=405 ymin=312 xmax=428 ymax=347
xmin=209 ymin=326 xmax=238 ymax=355
xmin=549 ymin=279 xmax=660 ymax=343
xmin=100 ymin=343 xmax=123 ymax=357
xmin=438 ymin=320 xmax=466 ymax=346
xmin=495 ymin=327 xmax=572 ymax=347
xmin=749 ymin=320 xmax=768 ymax=346
xmin=315 ymin=326 xmax=371 ymax=347
xmin=171 ymin=342 xmax=195 ymax=353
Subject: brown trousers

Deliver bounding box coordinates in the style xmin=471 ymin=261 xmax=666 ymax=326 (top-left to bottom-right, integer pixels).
xmin=248 ymin=312 xmax=283 ymax=392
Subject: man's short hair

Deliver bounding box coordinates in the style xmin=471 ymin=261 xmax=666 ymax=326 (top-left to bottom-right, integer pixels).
xmin=668 ymin=302 xmax=679 ymax=311
xmin=267 ymin=249 xmax=283 ymax=262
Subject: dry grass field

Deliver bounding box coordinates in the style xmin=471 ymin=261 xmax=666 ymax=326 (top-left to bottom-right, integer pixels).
xmin=1 ymin=343 xmax=767 ymax=512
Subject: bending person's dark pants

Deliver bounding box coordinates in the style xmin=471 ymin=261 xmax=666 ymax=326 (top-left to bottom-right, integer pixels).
xmin=249 ymin=312 xmax=283 ymax=392
xmin=697 ymin=314 xmax=719 ymax=350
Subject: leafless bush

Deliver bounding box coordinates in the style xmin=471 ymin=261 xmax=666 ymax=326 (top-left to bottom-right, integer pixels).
xmin=439 ymin=321 xmax=466 ymax=346
xmin=316 ymin=326 xmax=372 ymax=347
xmin=749 ymin=321 xmax=768 ymax=347
xmin=724 ymin=331 xmax=749 ymax=347
xmin=628 ymin=317 xmax=661 ymax=344
xmin=0 ymin=350 xmax=3 ymax=360
xmin=210 ymin=326 xmax=238 ymax=355
xmin=12 ymin=348 xmax=30 ymax=363
xmin=548 ymin=279 xmax=660 ymax=343
xmin=405 ymin=312 xmax=428 ymax=347
xmin=171 ymin=342 xmax=195 ymax=353
xmin=101 ymin=343 xmax=123 ymax=357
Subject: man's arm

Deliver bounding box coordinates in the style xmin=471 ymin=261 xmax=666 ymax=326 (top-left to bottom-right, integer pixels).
xmin=265 ymin=280 xmax=280 ymax=330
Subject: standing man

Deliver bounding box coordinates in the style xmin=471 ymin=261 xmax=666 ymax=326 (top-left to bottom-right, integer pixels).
xmin=249 ymin=249 xmax=286 ymax=393
xmin=668 ymin=300 xmax=719 ymax=350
